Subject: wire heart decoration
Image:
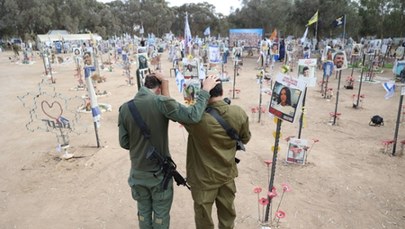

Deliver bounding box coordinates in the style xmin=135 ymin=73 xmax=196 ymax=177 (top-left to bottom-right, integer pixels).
xmin=41 ymin=100 xmax=63 ymax=120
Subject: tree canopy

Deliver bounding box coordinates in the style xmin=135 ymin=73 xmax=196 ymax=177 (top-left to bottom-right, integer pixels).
xmin=0 ymin=0 xmax=404 ymax=41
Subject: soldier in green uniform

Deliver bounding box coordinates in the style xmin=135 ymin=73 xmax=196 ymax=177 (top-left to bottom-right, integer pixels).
xmin=118 ymin=73 xmax=218 ymax=229
xmin=183 ymin=81 xmax=251 ymax=229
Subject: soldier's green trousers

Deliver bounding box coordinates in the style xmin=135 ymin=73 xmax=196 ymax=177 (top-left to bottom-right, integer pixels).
xmin=130 ymin=171 xmax=173 ymax=229
xmin=191 ymin=180 xmax=236 ymax=229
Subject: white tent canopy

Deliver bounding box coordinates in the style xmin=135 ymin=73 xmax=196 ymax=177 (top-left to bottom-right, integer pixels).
xmin=37 ymin=33 xmax=103 ymax=43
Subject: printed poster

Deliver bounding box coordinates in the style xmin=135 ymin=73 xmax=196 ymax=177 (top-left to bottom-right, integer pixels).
xmin=286 ymin=138 xmax=308 ymax=165
xmin=268 ymin=73 xmax=306 ymax=123
xmin=298 ymin=59 xmax=317 ymax=87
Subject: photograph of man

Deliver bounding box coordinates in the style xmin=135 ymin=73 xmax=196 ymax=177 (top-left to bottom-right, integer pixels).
xmin=297 ymin=59 xmax=317 ymax=87
xmin=301 ymin=66 xmax=309 ymax=77
xmin=351 ymin=44 xmax=362 ymax=56
xmin=333 ymin=51 xmax=348 ymax=70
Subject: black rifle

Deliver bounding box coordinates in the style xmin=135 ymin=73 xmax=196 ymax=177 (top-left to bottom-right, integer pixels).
xmin=146 ymin=146 xmax=191 ymax=190
xmin=126 ymin=100 xmax=190 ymax=190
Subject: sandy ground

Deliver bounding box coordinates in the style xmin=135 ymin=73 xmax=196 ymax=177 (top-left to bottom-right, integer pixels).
xmin=0 ymin=48 xmax=404 ymax=229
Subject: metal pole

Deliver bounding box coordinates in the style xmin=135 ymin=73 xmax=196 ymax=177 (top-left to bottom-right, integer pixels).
xmin=298 ymin=87 xmax=308 ymax=138
xmin=342 ymin=15 xmax=346 ymax=48
xmin=264 ymin=118 xmax=282 ymax=223
xmin=93 ymin=121 xmax=101 ymax=148
xmin=381 ymin=44 xmax=390 ymax=68
xmin=355 ymin=54 xmax=366 ymax=108
xmin=333 ymin=71 xmax=342 ymax=125
xmin=350 ymin=55 xmax=355 ymax=77
xmin=258 ymin=76 xmax=263 ymax=123
xmin=233 ymin=60 xmax=237 ymax=99
xmin=392 ymin=93 xmax=403 ymax=156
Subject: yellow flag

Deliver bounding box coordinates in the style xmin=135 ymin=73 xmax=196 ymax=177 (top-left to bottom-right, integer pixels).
xmin=307 ymin=10 xmax=318 ymax=26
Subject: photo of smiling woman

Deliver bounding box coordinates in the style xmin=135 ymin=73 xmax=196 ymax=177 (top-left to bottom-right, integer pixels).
xmin=269 ymin=80 xmax=303 ymax=123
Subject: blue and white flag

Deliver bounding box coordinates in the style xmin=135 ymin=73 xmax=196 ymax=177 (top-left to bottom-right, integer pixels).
xmin=203 ymin=27 xmax=210 ymax=36
xmin=199 ymin=64 xmax=206 ymax=80
xmin=332 ymin=15 xmax=345 ymax=28
xmin=175 ymin=69 xmax=185 ymax=93
xmin=208 ymin=45 xmax=221 ymax=64
xmin=184 ymin=13 xmax=192 ymax=56
xmin=84 ymin=66 xmax=101 ymax=127
xmin=383 ymin=81 xmax=395 ymax=99
xmin=300 ymin=27 xmax=308 ymax=44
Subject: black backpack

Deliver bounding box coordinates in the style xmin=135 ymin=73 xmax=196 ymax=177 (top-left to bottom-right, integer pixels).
xmin=369 ymin=115 xmax=384 ymax=126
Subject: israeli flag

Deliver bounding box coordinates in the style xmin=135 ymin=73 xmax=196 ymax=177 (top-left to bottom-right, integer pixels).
xmin=84 ymin=66 xmax=101 ymax=127
xmin=383 ymin=81 xmax=395 ymax=99
xmin=175 ymin=69 xmax=185 ymax=93
xmin=203 ymin=27 xmax=210 ymax=36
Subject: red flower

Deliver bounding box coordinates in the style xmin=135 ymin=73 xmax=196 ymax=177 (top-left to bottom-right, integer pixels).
xmin=281 ymin=183 xmax=292 ymax=192
xmin=259 ymin=197 xmax=269 ymax=206
xmin=264 ymin=160 xmax=272 ymax=166
xmin=268 ymin=191 xmax=277 ymax=198
xmin=275 ymin=210 xmax=286 ymax=219
xmin=253 ymin=186 xmax=262 ymax=194
xmin=271 ymin=187 xmax=277 ymax=192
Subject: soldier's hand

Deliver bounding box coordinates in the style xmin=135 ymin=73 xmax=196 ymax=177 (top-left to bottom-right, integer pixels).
xmin=202 ymin=75 xmax=219 ymax=92
xmin=154 ymin=72 xmax=168 ymax=83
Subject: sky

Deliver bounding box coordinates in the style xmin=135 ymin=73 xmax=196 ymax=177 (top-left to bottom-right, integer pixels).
xmin=97 ymin=0 xmax=242 ymax=16
xmin=166 ymin=0 xmax=242 ymax=16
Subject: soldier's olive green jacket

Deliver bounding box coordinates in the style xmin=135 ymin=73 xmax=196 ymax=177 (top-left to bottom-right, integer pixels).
xmin=183 ymin=100 xmax=251 ymax=190
xmin=118 ymin=87 xmax=210 ymax=186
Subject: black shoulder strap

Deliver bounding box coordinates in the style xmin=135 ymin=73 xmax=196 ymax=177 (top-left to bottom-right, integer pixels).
xmin=205 ymin=107 xmax=241 ymax=141
xmin=127 ymin=100 xmax=151 ymax=140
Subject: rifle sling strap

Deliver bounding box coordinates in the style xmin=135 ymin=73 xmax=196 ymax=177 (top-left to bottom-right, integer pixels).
xmin=205 ymin=107 xmax=241 ymax=141
xmin=127 ymin=100 xmax=151 ymax=140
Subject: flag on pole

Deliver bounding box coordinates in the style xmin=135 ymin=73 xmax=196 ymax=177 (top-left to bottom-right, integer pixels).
xmin=383 ymin=81 xmax=396 ymax=99
xmin=184 ymin=12 xmax=192 ymax=56
xmin=269 ymin=28 xmax=277 ymax=41
xmin=203 ymin=27 xmax=210 ymax=36
xmin=332 ymin=15 xmax=345 ymax=27
xmin=307 ymin=10 xmax=318 ymax=26
xmin=300 ymin=27 xmax=309 ymax=44
xmin=175 ymin=69 xmax=185 ymax=93
xmin=84 ymin=66 xmax=101 ymax=127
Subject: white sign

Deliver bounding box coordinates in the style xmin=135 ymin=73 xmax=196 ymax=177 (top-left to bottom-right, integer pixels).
xmin=286 ymin=138 xmax=309 ymax=165
xmin=298 ymin=58 xmax=317 ymax=87
xmin=268 ymin=73 xmax=306 ymax=123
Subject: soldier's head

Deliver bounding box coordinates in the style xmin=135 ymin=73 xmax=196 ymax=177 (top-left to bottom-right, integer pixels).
xmin=209 ymin=79 xmax=223 ymax=98
xmin=144 ymin=74 xmax=162 ymax=89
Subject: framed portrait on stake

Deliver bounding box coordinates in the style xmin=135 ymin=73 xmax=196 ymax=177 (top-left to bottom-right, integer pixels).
xmin=286 ymin=138 xmax=308 ymax=165
xmin=268 ymin=73 xmax=306 ymax=123
xmin=208 ymin=45 xmax=221 ymax=64
xmin=298 ymin=58 xmax=317 ymax=87
xmin=332 ymin=50 xmax=348 ymax=71
xmin=351 ymin=43 xmax=362 ymax=56
xmin=182 ymin=58 xmax=200 ymax=79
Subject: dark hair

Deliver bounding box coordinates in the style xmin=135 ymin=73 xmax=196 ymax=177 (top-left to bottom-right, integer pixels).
xmin=334 ymin=51 xmax=344 ymax=59
xmin=302 ymin=66 xmax=309 ymax=72
xmin=144 ymin=74 xmax=161 ymax=89
xmin=277 ymin=87 xmax=292 ymax=105
xmin=209 ymin=80 xmax=223 ymax=98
